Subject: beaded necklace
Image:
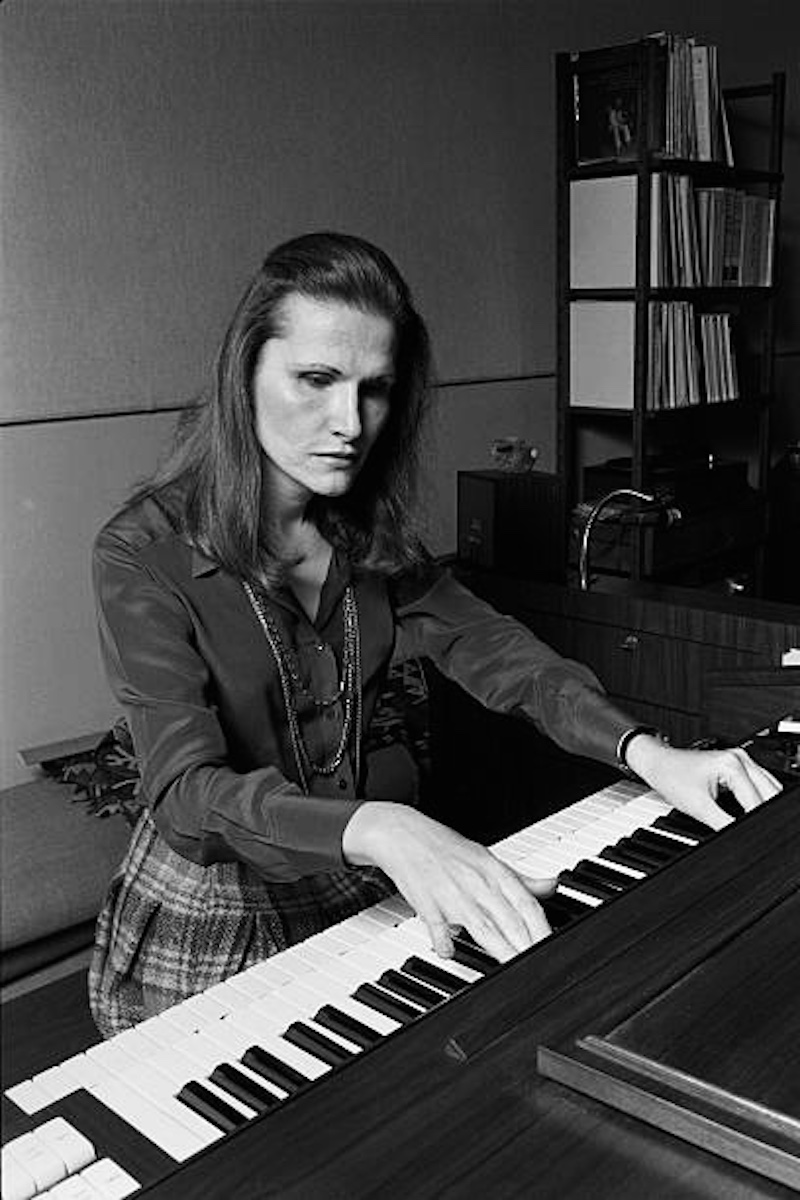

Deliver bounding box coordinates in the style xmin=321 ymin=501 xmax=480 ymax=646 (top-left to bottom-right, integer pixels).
xmin=243 ymin=580 xmax=362 ymax=795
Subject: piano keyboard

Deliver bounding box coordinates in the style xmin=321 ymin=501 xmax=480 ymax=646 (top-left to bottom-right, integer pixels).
xmin=2 ymin=777 xmax=730 ymax=1197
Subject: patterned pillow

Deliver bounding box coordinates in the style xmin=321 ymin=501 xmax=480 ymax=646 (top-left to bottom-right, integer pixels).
xmin=45 ymin=658 xmax=432 ymax=823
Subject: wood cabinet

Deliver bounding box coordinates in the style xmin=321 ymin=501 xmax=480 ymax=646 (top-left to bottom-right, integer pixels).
xmin=463 ymin=573 xmax=800 ymax=745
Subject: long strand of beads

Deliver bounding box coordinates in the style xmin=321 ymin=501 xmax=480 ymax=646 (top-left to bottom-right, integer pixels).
xmin=243 ymin=581 xmax=362 ymax=792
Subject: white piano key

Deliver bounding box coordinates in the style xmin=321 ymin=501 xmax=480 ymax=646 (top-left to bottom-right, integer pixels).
xmin=2 ymin=1131 xmax=66 ymax=1192
xmin=40 ymin=1175 xmax=102 ymax=1199
xmin=585 ymin=854 xmax=645 ymax=880
xmin=304 ymin=953 xmax=369 ymax=992
xmin=172 ymin=1030 xmax=249 ymax=1076
xmin=27 ymin=1064 xmax=81 ymax=1105
xmin=367 ymin=929 xmax=452 ymax=978
xmin=247 ymin=990 xmax=305 ymax=1030
xmin=52 ymin=1054 xmax=109 ymax=1094
xmin=87 ymin=1073 xmax=217 ymax=1161
xmin=79 ymin=1159 xmax=140 ymax=1200
xmin=34 ymin=1117 xmax=95 ymax=1175
xmin=277 ymin=979 xmax=339 ymax=1015
xmin=238 ymin=959 xmax=294 ymax=990
xmin=84 ymin=1040 xmax=139 ymax=1077
xmin=353 ymin=906 xmax=397 ymax=929
xmin=569 ymin=826 xmax=626 ymax=853
xmin=1 ymin=1146 xmax=38 ymax=1200
xmin=371 ymin=894 xmax=414 ymax=920
xmin=249 ymin=951 xmax=314 ymax=983
xmin=287 ymin=942 xmax=346 ymax=972
xmin=4 ymin=1077 xmax=60 ymax=1115
xmin=628 ymin=794 xmax=671 ymax=816
xmin=205 ymin=974 xmax=267 ymax=1005
xmin=112 ymin=1025 xmax=163 ymax=1060
xmin=157 ymin=1003 xmax=211 ymax=1037
xmin=338 ymin=910 xmax=392 ymax=937
xmin=132 ymin=1013 xmax=182 ymax=1050
xmin=181 ymin=991 xmax=232 ymax=1023
xmin=317 ymin=920 xmax=365 ymax=948
xmin=557 ymin=884 xmax=603 ymax=908
xmin=339 ymin=945 xmax=396 ymax=976
xmin=647 ymin=825 xmax=698 ymax=846
xmin=304 ymin=928 xmax=363 ymax=957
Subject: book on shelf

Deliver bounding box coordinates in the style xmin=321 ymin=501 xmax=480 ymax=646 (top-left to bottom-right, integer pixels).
xmin=570 ymin=33 xmax=733 ymax=166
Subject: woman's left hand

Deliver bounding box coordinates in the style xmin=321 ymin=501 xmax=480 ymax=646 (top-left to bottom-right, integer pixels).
xmin=625 ymin=734 xmax=782 ymax=831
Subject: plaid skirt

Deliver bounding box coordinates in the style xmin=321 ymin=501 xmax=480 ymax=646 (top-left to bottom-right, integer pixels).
xmin=88 ymin=809 xmax=394 ymax=1038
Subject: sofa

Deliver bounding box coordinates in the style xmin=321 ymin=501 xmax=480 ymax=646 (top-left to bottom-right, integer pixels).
xmin=0 ymin=774 xmax=131 ymax=991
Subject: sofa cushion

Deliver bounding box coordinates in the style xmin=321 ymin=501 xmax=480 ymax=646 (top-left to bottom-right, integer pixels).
xmin=0 ymin=778 xmax=131 ymax=955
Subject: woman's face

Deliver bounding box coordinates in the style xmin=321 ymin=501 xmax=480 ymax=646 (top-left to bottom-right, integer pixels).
xmin=253 ymin=293 xmax=396 ymax=508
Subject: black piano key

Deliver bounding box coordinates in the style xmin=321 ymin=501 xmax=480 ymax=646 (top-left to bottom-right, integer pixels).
xmin=599 ymin=844 xmax=658 ymax=874
xmin=353 ymin=982 xmax=420 ymax=1025
xmin=540 ymin=894 xmax=582 ymax=929
xmin=209 ymin=1062 xmax=280 ymax=1113
xmin=716 ymin=786 xmax=747 ymax=820
xmin=176 ymin=1080 xmax=249 ymax=1133
xmin=313 ymin=1004 xmax=383 ymax=1050
xmin=612 ymin=837 xmax=670 ymax=870
xmin=241 ymin=1044 xmax=310 ymax=1094
xmin=282 ymin=1020 xmax=359 ymax=1067
xmin=400 ymin=956 xmax=470 ymax=997
xmin=377 ymin=969 xmax=447 ymax=1011
xmin=451 ymin=940 xmax=499 ymax=975
xmin=558 ymin=869 xmax=619 ymax=902
xmin=631 ymin=827 xmax=693 ymax=859
xmin=572 ymin=858 xmax=631 ymax=891
xmin=655 ymin=810 xmax=713 ymax=840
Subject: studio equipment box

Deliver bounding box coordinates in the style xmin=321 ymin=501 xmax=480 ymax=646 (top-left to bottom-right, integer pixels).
xmin=457 ymin=470 xmax=565 ymax=581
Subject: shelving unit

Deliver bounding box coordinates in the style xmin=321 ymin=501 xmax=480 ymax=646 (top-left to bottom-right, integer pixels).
xmin=555 ymin=38 xmax=785 ymax=591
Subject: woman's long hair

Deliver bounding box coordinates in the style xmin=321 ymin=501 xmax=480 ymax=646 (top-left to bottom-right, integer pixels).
xmin=134 ymin=232 xmax=432 ymax=588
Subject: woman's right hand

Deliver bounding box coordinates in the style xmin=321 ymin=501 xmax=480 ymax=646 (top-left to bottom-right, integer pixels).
xmin=342 ymin=801 xmax=554 ymax=963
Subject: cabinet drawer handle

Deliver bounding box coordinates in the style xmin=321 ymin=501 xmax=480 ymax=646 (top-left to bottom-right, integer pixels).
xmin=620 ymin=634 xmax=640 ymax=651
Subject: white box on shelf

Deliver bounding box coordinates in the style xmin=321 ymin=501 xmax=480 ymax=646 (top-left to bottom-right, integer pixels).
xmin=569 ymin=301 xmax=635 ymax=407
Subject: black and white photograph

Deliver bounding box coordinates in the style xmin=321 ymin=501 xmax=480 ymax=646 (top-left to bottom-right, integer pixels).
xmin=2 ymin=2 xmax=800 ymax=1196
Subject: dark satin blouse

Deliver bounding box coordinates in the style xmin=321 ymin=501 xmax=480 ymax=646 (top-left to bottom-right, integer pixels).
xmin=93 ymin=495 xmax=635 ymax=884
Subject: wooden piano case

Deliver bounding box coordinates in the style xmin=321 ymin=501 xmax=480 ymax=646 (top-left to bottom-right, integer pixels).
xmin=539 ymin=889 xmax=800 ymax=1189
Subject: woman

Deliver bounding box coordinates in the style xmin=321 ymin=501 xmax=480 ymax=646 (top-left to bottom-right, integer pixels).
xmin=90 ymin=231 xmax=778 ymax=1037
